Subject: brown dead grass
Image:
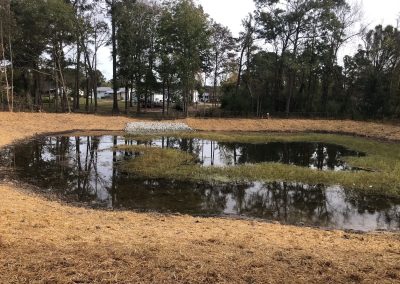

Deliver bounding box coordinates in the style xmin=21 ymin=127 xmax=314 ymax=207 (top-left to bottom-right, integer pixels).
xmin=185 ymin=118 xmax=400 ymax=141
xmin=0 ymin=112 xmax=399 ymax=284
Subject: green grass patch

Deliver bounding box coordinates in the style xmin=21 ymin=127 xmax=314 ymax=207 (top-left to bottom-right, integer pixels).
xmin=118 ymin=145 xmax=198 ymax=178
xmin=117 ymin=132 xmax=400 ymax=198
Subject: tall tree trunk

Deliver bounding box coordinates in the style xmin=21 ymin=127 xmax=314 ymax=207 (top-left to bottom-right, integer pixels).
xmin=136 ymin=78 xmax=141 ymax=114
xmin=93 ymin=77 xmax=98 ymax=113
xmin=33 ymin=67 xmax=41 ymax=111
xmin=6 ymin=1 xmax=13 ymax=112
xmin=110 ymin=1 xmax=119 ymax=114
xmin=184 ymin=80 xmax=189 ymax=118
xmin=85 ymin=57 xmax=89 ymax=112
xmin=93 ymin=44 xmax=98 ymax=112
xmin=0 ymin=18 xmax=10 ymax=111
xmin=80 ymin=43 xmax=96 ymax=113
xmin=53 ymin=61 xmax=59 ymax=113
xmin=213 ymin=51 xmax=218 ymax=108
xmin=130 ymin=84 xmax=133 ymax=108
xmin=55 ymin=42 xmax=70 ymax=113
xmin=162 ymin=79 xmax=166 ymax=117
xmin=58 ymin=59 xmax=70 ymax=113
xmin=124 ymin=83 xmax=128 ymax=114
xmin=8 ymin=24 xmax=13 ymax=112
xmin=144 ymin=86 xmax=148 ymax=111
xmin=75 ymin=41 xmax=81 ymax=110
xmin=236 ymin=45 xmax=246 ymax=96
xmin=167 ymin=78 xmax=171 ymax=115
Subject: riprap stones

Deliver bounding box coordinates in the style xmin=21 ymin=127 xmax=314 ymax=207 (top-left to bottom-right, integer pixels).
xmin=124 ymin=122 xmax=193 ymax=134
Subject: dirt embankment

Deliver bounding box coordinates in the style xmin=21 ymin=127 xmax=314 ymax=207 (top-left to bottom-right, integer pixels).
xmin=0 ymin=112 xmax=399 ymax=283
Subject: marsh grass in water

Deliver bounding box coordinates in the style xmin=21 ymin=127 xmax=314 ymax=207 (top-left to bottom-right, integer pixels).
xmin=119 ymin=145 xmax=198 ymax=174
xmin=118 ymin=132 xmax=400 ymax=197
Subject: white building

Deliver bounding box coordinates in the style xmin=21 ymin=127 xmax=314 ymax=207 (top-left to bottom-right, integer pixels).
xmin=97 ymin=87 xmax=112 ymax=99
xmin=153 ymin=94 xmax=163 ymax=104
xmin=97 ymin=87 xmax=131 ymax=100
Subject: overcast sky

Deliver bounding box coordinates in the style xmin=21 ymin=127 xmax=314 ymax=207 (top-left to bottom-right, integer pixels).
xmin=98 ymin=0 xmax=400 ymax=79
xmin=196 ymin=0 xmax=400 ymax=36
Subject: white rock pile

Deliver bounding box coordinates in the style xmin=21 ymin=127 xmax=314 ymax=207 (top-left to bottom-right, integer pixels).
xmin=124 ymin=122 xmax=193 ymax=134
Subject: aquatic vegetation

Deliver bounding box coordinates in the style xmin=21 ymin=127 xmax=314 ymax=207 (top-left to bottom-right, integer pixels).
xmin=118 ymin=145 xmax=198 ymax=176
xmin=119 ymin=132 xmax=400 ymax=197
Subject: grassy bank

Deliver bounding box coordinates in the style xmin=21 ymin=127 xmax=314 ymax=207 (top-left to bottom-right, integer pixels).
xmin=120 ymin=132 xmax=400 ymax=198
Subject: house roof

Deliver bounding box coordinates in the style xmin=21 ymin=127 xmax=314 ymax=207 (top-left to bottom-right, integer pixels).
xmin=97 ymin=87 xmax=128 ymax=93
xmin=97 ymin=87 xmax=112 ymax=92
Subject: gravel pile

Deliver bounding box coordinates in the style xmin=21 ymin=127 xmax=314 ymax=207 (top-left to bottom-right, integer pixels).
xmin=124 ymin=122 xmax=193 ymax=133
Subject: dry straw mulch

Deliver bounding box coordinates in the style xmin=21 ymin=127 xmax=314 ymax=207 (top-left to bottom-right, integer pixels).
xmin=0 ymin=112 xmax=399 ymax=283
xmin=186 ymin=118 xmax=400 ymax=141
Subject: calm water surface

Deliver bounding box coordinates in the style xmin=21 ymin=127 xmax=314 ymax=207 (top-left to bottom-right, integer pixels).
xmin=1 ymin=135 xmax=398 ymax=232
xmin=123 ymin=135 xmax=364 ymax=170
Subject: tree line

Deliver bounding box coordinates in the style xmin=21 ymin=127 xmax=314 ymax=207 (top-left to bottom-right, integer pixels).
xmin=222 ymin=0 xmax=400 ymax=119
xmin=1 ymin=0 xmax=400 ymax=119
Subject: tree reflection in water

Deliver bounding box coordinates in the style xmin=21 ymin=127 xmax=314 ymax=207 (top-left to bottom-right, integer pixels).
xmin=129 ymin=137 xmax=365 ymax=170
xmin=1 ymin=135 xmax=398 ymax=232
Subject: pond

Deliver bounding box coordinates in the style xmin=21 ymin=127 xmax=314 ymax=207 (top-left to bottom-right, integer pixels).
xmin=205 ymin=141 xmax=365 ymax=170
xmin=1 ymin=134 xmax=399 ymax=232
xmin=118 ymin=135 xmax=364 ymax=170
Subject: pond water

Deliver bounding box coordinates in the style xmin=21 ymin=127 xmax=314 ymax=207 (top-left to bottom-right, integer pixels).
xmin=124 ymin=135 xmax=364 ymax=170
xmin=1 ymin=135 xmax=398 ymax=232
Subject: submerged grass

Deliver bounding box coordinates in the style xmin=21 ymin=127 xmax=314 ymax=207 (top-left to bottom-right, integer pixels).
xmin=119 ymin=132 xmax=400 ymax=198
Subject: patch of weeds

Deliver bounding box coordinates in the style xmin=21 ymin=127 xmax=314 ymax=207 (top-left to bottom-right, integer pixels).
xmin=118 ymin=145 xmax=198 ymax=179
